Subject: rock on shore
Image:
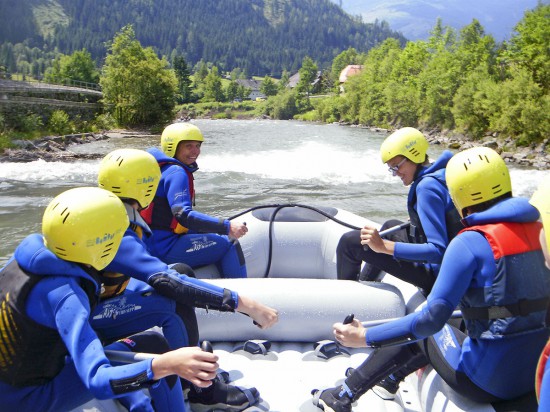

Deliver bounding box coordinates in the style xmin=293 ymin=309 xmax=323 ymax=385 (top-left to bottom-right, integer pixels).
xmin=426 ymin=132 xmax=550 ymax=170
xmin=350 ymin=124 xmax=550 ymax=170
xmin=0 ymin=130 xmax=156 ymax=163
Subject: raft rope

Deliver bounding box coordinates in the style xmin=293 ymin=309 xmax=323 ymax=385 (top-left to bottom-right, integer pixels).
xmin=229 ymin=203 xmax=364 ymax=278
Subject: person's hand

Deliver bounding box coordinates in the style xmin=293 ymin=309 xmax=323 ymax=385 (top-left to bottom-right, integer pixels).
xmin=229 ymin=221 xmax=248 ymax=239
xmin=361 ymin=225 xmax=393 ymax=254
xmin=152 ymin=346 xmax=218 ymax=387
xmin=237 ymin=295 xmax=279 ymax=329
xmin=333 ymin=318 xmax=367 ymax=348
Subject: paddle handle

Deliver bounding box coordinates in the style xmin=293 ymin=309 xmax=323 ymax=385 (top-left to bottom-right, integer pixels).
xmin=343 ymin=314 xmax=354 ymax=324
xmin=105 ymin=340 xmax=215 ymax=364
xmin=362 ymin=222 xmax=411 ymax=251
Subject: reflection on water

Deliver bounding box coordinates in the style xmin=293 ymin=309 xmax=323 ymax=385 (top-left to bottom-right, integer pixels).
xmin=0 ymin=119 xmax=547 ymax=265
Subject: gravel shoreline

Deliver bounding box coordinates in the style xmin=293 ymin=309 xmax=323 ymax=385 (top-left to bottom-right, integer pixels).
xmin=353 ymin=125 xmax=550 ymax=170
xmin=1 ymin=126 xmax=549 ymax=170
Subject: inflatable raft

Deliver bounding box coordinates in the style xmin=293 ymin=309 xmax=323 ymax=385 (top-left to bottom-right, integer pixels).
xmin=73 ymin=205 xmax=536 ymax=412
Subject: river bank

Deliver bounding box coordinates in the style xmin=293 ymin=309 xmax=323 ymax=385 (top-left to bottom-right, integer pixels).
xmin=1 ymin=122 xmax=549 ymax=170
xmin=347 ymin=123 xmax=550 ymax=170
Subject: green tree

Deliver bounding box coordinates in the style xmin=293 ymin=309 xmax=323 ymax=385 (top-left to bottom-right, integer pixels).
xmin=173 ymin=55 xmax=193 ymax=104
xmin=48 ymin=110 xmax=73 ymax=135
xmin=278 ymin=70 xmax=290 ymax=91
xmin=100 ymin=25 xmax=177 ymax=126
xmin=452 ymin=68 xmax=496 ymax=138
xmin=44 ymin=49 xmax=99 ymax=84
xmin=504 ymin=4 xmax=550 ymax=92
xmin=489 ymin=67 xmax=549 ymax=145
xmin=416 ymin=24 xmax=460 ymax=128
xmin=382 ymin=41 xmax=430 ymax=126
xmin=269 ymin=89 xmax=298 ymax=120
xmin=455 ymin=20 xmax=497 ymax=77
xmin=202 ymin=66 xmax=224 ymax=102
xmin=345 ymin=38 xmax=402 ymax=126
xmin=237 ymin=84 xmax=250 ymax=100
xmin=260 ymin=76 xmax=278 ymax=96
xmin=193 ymin=60 xmax=209 ymax=86
xmin=296 ymin=56 xmax=318 ymax=97
xmin=226 ymin=80 xmax=239 ymax=101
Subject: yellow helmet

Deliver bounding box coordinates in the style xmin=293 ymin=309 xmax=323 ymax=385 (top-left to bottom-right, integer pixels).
xmin=42 ymin=187 xmax=129 ymax=270
xmin=530 ymin=178 xmax=550 ymax=252
xmin=98 ymin=149 xmax=161 ymax=209
xmin=446 ymin=147 xmax=512 ymax=218
xmin=161 ymin=123 xmax=204 ymax=158
xmin=380 ymin=127 xmax=429 ymax=164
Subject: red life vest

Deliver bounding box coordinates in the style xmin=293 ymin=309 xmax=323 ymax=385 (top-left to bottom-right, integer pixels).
xmin=459 ymin=221 xmax=550 ymax=339
xmin=140 ymin=161 xmax=195 ymax=234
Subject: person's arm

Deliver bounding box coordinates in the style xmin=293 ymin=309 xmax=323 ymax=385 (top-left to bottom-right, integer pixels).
xmin=393 ymin=179 xmax=450 ymax=263
xmin=150 ymin=346 xmax=218 ymax=386
xmin=236 ymin=294 xmax=279 ymax=329
xmin=34 ymin=276 xmax=218 ymax=398
xmin=164 ymin=167 xmax=229 ymax=234
xmin=334 ymin=233 xmax=482 ymax=348
xmin=31 ymin=277 xmax=158 ymax=398
xmin=106 ymin=233 xmax=238 ymax=310
xmin=105 ymin=233 xmax=278 ymax=328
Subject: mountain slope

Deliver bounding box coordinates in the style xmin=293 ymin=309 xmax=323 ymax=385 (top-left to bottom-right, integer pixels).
xmin=335 ymin=0 xmax=545 ymax=41
xmin=0 ymin=0 xmax=406 ymax=76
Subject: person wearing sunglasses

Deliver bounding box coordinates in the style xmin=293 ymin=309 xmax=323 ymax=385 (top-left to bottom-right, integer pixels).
xmin=335 ymin=126 xmax=462 ymax=398
xmin=337 ymin=126 xmax=461 ymax=285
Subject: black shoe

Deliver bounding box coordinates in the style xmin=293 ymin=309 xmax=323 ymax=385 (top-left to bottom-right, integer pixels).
xmin=372 ymin=376 xmax=399 ymax=400
xmin=187 ymin=377 xmax=260 ymax=412
xmin=311 ymin=386 xmax=352 ymax=412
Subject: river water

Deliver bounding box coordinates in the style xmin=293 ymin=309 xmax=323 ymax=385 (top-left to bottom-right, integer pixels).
xmin=0 ymin=119 xmax=546 ymax=265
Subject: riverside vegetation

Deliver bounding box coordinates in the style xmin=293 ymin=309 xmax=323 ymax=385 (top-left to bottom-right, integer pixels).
xmin=0 ymin=4 xmax=548 ymax=164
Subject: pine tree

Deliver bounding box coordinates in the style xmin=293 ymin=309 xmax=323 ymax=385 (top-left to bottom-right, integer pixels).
xmin=173 ymin=55 xmax=194 ymax=103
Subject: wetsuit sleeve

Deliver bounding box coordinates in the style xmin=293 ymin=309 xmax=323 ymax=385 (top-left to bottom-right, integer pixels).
xmin=105 ymin=232 xmax=239 ymax=311
xmin=29 ymin=277 xmax=156 ymax=399
xmin=163 ymin=166 xmax=229 ymax=234
xmin=365 ymin=233 xmax=481 ymax=347
xmin=394 ymin=178 xmax=450 ymax=263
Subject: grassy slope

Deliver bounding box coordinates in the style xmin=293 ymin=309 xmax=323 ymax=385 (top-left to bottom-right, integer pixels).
xmin=32 ymin=0 xmax=70 ymax=40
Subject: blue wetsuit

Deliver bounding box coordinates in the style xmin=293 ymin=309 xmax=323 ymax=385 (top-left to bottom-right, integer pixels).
xmin=0 ymin=235 xmax=185 ymax=412
xmin=93 ymin=205 xmax=239 ymax=351
xmin=143 ymin=147 xmax=246 ymax=278
xmin=361 ymin=197 xmax=550 ymax=400
xmin=337 ymin=151 xmax=461 ymax=291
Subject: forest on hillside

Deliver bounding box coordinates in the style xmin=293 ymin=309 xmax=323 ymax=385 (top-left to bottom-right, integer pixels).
xmin=0 ymin=0 xmax=405 ymax=77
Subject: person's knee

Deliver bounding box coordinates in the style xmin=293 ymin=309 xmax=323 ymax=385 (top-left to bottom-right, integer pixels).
xmin=380 ymin=219 xmax=404 ymax=230
xmin=169 ymin=262 xmax=196 ymax=278
xmin=230 ymin=238 xmax=246 ymax=266
xmin=121 ymin=331 xmax=179 ymax=388
xmin=121 ymin=330 xmax=171 ymax=355
xmin=337 ymin=230 xmax=360 ymax=252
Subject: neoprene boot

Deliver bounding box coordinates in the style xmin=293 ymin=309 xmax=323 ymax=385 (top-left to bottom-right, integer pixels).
xmin=372 ymin=375 xmax=400 ymax=400
xmin=187 ymin=377 xmax=260 ymax=412
xmin=372 ymin=351 xmax=428 ymax=400
xmin=313 ymin=344 xmax=427 ymax=410
xmin=187 ymin=341 xmax=260 ymax=411
xmin=313 ymin=384 xmax=354 ymax=412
